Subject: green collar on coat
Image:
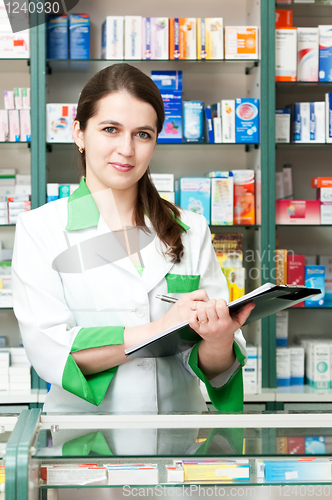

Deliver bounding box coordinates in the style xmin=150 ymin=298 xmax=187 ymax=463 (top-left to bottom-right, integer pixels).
xmin=66 ymin=177 xmax=190 ymax=232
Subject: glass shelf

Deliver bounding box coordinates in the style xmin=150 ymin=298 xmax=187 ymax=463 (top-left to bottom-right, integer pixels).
xmin=46 ymin=58 xmax=260 ymax=74
xmin=47 ymin=142 xmax=259 ymax=147
xmin=288 ymin=302 xmax=332 ymax=309
xmin=0 ymin=59 xmax=30 ymax=73
xmin=276 ymin=224 xmax=332 ymax=227
xmin=276 ymin=143 xmax=332 ymax=148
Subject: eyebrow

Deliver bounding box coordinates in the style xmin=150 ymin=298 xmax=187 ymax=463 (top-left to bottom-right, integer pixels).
xmin=99 ymin=120 xmax=156 ymax=134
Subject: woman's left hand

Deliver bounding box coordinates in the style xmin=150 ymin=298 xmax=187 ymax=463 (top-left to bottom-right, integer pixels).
xmin=188 ymin=298 xmax=255 ymax=351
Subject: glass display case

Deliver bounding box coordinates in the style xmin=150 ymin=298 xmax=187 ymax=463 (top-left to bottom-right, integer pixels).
xmin=0 ymin=410 xmax=28 ymax=500
xmin=14 ymin=410 xmax=332 ymax=500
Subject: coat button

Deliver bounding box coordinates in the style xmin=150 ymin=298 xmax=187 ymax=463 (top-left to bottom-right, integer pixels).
xmin=141 ymin=359 xmax=152 ymax=371
xmin=135 ymin=307 xmax=144 ymax=318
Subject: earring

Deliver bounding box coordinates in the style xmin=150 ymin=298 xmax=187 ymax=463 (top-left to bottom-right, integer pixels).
xmin=78 ymin=146 xmax=85 ymax=154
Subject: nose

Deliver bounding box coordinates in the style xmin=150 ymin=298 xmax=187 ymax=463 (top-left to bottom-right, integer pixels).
xmin=117 ymin=132 xmax=134 ymax=158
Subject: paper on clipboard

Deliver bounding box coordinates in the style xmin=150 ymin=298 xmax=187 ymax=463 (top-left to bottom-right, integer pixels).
xmin=125 ymin=283 xmax=321 ymax=359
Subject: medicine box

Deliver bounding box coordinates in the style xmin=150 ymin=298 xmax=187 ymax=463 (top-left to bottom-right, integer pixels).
xmin=288 ymin=254 xmax=305 ymax=307
xmin=0 ymin=33 xmax=30 ymax=59
xmin=169 ymin=18 xmax=196 ymax=60
xmin=221 ymin=100 xmax=235 ymax=143
xmin=235 ymin=98 xmax=259 ymax=143
xmin=179 ymin=177 xmax=211 ymax=224
xmin=47 ymin=15 xmax=68 ymax=59
xmin=151 ymin=71 xmax=182 ymax=143
xmin=312 ymin=176 xmax=332 ymax=188
xmin=276 ymin=311 xmax=289 ymax=347
xmin=275 ymin=108 xmax=291 ymax=143
xmin=0 ymin=110 xmax=8 ymax=142
xmin=305 ymin=437 xmax=326 ymax=455
xmin=69 ymin=14 xmax=90 ymax=59
xmin=305 ymin=265 xmax=325 ymax=307
xmin=307 ymin=342 xmax=330 ymax=388
xmin=183 ymin=101 xmax=204 ymax=143
xmin=297 ymin=28 xmax=319 ymax=82
xmin=276 ymin=200 xmax=321 ymax=224
xmin=14 ymin=88 xmax=23 ymax=110
xmin=290 ymin=347 xmax=305 ymax=385
xmin=263 ymin=459 xmax=331 ymax=481
xmin=233 ymin=170 xmax=255 ymax=225
xmin=197 ymin=18 xmax=223 ymax=60
xmin=125 ymin=16 xmax=142 ymax=60
xmin=8 ymin=110 xmax=19 ymax=142
xmin=243 ymin=345 xmax=258 ymax=388
xmin=46 ymin=104 xmax=77 ymax=143
xmin=310 ymin=102 xmax=325 ymax=142
xmin=4 ymin=91 xmax=14 ymax=110
xmin=325 ymin=93 xmax=332 ymax=143
xmin=292 ymin=102 xmax=310 ymax=142
xmin=142 ymin=18 xmax=168 ymax=59
xmin=150 ymin=174 xmax=174 ymax=192
xmin=275 ymin=28 xmax=297 ymax=81
xmin=225 ymin=26 xmax=258 ymax=59
xmin=318 ymin=256 xmax=332 ymax=302
xmin=319 ymin=26 xmax=332 ymax=82
xmin=211 ymin=173 xmax=233 ymax=225
xmin=277 ymin=348 xmax=291 ymax=386
xmin=275 ymin=10 xmax=293 ymax=28
xmin=19 ymin=110 xmax=31 ymax=142
xmin=101 ymin=17 xmax=124 ymax=60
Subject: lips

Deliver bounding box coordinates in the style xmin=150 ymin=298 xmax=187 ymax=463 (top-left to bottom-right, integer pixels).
xmin=110 ymin=162 xmax=134 ymax=172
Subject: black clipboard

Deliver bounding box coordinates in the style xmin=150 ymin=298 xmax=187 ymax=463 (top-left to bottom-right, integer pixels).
xmin=125 ymin=283 xmax=321 ymax=359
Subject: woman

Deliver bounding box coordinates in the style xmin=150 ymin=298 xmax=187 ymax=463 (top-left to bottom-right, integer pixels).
xmin=12 ymin=63 xmax=254 ymax=413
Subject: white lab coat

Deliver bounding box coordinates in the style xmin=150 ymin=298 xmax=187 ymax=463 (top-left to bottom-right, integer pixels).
xmin=11 ymin=194 xmax=246 ymax=413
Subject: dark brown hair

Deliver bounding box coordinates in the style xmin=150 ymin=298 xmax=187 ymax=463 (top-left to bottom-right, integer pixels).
xmin=75 ymin=63 xmax=185 ymax=263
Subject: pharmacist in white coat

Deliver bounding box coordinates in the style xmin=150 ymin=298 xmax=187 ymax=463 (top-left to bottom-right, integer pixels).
xmin=12 ymin=63 xmax=253 ymax=414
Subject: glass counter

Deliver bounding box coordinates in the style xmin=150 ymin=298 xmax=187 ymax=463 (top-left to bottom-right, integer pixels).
xmin=20 ymin=411 xmax=332 ymax=500
xmin=0 ymin=410 xmax=29 ymax=500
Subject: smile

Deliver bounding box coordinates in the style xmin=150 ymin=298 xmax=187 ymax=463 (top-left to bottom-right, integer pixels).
xmin=110 ymin=163 xmax=134 ymax=172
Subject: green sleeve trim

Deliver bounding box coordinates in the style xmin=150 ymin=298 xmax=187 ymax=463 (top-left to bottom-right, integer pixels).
xmin=62 ymin=355 xmax=117 ymax=406
xmin=71 ymin=326 xmax=124 ymax=352
xmin=188 ymin=340 xmax=245 ymax=413
xmin=165 ymin=274 xmax=200 ymax=293
xmin=62 ymin=431 xmax=112 ymax=456
xmin=62 ymin=326 xmax=124 ymax=405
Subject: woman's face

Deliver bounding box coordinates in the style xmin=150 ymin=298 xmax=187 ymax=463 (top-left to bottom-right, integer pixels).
xmin=74 ymin=91 xmax=158 ymax=194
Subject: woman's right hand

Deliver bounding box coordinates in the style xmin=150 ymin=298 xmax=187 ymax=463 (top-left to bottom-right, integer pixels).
xmin=160 ymin=289 xmax=210 ymax=332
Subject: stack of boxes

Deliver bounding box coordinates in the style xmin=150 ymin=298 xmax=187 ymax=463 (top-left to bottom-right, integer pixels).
xmin=0 ymin=170 xmax=31 ymax=224
xmin=178 ymin=171 xmax=256 ymax=226
xmin=275 ymin=23 xmax=332 ymax=83
xmin=101 ymin=18 xmax=258 ymax=61
xmin=150 ymin=174 xmax=174 ymax=203
xmin=0 ymin=88 xmax=31 ymax=142
xmin=0 ymin=0 xmax=30 ymax=58
xmin=0 ymin=348 xmax=31 ymax=392
xmin=46 ymin=104 xmax=77 ymax=143
xmin=46 ymin=183 xmax=80 ymax=202
xmin=47 ymin=14 xmax=90 ymax=59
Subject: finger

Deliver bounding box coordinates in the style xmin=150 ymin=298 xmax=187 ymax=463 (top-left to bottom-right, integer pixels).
xmin=187 ymin=289 xmax=210 ymax=302
xmin=231 ymin=303 xmax=255 ymax=328
xmin=215 ymin=298 xmax=230 ymax=320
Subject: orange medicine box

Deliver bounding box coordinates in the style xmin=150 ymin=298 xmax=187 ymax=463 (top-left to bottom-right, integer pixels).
xmin=232 ymin=170 xmax=255 ymax=225
xmin=225 ymin=26 xmax=258 ymax=59
xmin=275 ymin=10 xmax=293 ymax=28
xmin=169 ymin=18 xmax=196 ymax=59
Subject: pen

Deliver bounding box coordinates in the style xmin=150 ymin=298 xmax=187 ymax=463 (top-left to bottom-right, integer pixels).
xmin=156 ymin=294 xmax=178 ymax=304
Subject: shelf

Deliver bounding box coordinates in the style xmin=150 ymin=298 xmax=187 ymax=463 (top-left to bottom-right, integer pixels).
xmin=276 ymin=143 xmax=332 ymax=148
xmin=275 ymin=385 xmax=332 ymax=403
xmin=0 ymin=59 xmax=30 ymax=73
xmin=46 ymin=59 xmax=260 ymax=74
xmin=0 ymin=389 xmax=38 ymax=404
xmin=0 ymin=225 xmax=15 ymax=227
xmin=47 ymin=142 xmax=259 ymax=149
xmin=210 ymin=225 xmax=260 ymax=230
xmin=276 ymin=224 xmax=332 ymax=227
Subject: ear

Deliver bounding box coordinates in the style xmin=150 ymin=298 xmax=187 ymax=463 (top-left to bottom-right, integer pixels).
xmin=73 ymin=120 xmax=84 ymax=148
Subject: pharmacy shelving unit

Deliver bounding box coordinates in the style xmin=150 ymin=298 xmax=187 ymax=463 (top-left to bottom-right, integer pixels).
xmin=32 ymin=0 xmax=277 ymax=399
xmin=274 ymin=1 xmax=332 ymax=408
xmin=11 ymin=410 xmax=332 ymax=500
xmin=0 ymin=15 xmax=43 ymax=407
xmin=2 ymin=0 xmax=280 ymax=405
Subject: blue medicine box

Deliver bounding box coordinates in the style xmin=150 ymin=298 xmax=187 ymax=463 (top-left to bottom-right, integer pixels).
xmin=179 ymin=177 xmax=211 ymax=224
xmin=69 ymin=14 xmax=90 ymax=59
xmin=183 ymin=101 xmax=205 ymax=143
xmin=47 ymin=15 xmax=69 ymax=59
xmin=235 ymin=98 xmax=259 ymax=143
xmin=151 ymin=71 xmax=182 ymax=143
xmin=305 ymin=265 xmax=325 ymax=307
